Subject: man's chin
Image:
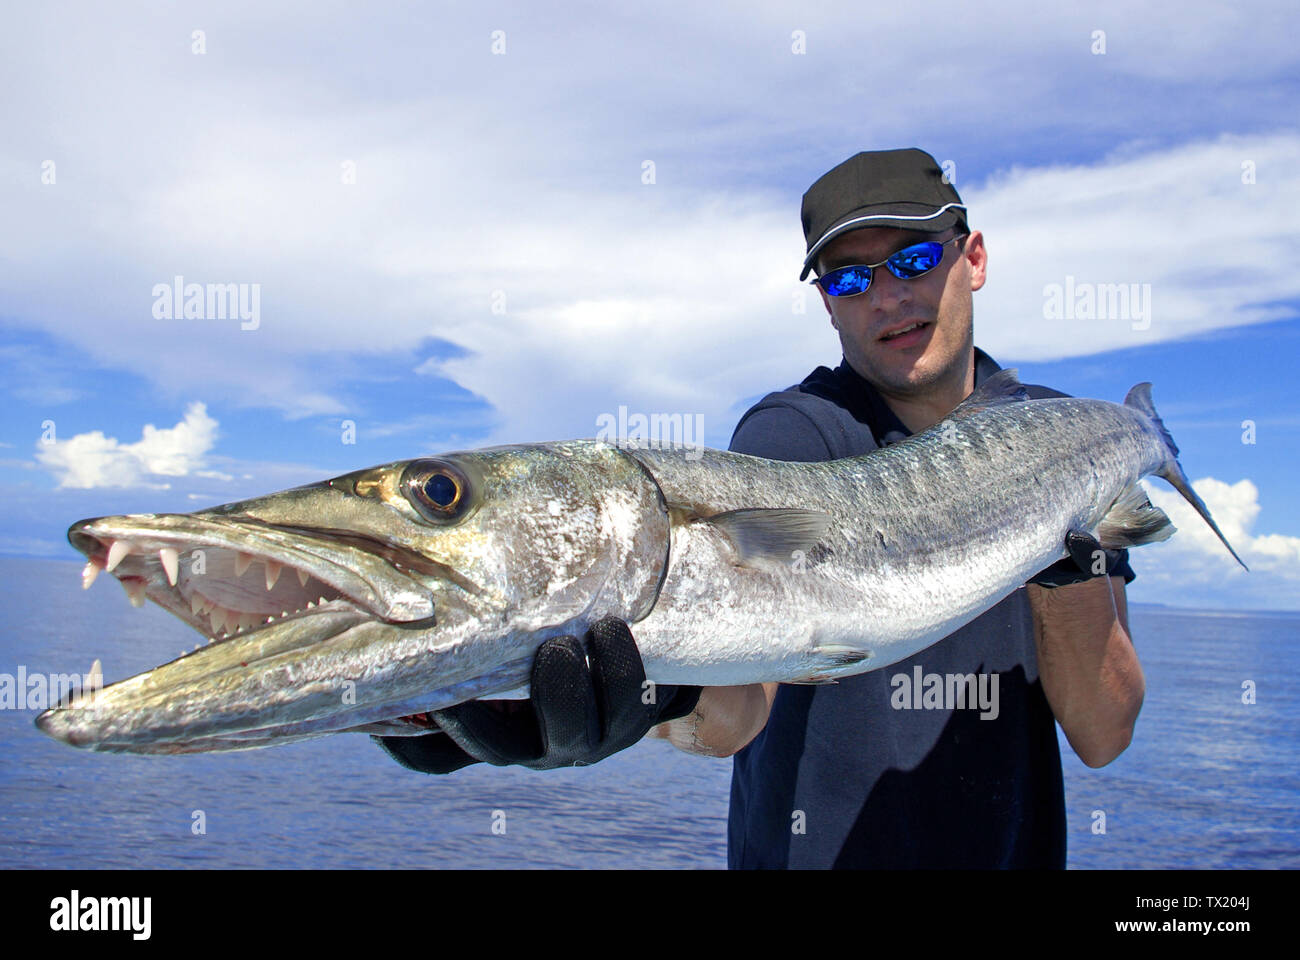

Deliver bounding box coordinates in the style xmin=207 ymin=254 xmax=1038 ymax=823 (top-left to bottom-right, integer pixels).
xmin=859 ymin=353 xmax=947 ymax=396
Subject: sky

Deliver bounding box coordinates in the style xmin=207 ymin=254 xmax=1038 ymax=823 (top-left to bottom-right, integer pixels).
xmin=1 ymin=1 xmax=1297 ymax=610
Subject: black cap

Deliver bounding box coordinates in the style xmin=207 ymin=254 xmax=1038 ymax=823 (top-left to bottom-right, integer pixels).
xmin=800 ymin=148 xmax=967 ymax=280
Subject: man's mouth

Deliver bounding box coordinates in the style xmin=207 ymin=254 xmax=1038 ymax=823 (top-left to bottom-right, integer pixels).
xmin=879 ymin=320 xmax=931 ymax=343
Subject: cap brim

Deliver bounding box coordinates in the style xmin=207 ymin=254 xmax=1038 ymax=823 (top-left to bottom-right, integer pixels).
xmin=800 ymin=203 xmax=966 ymax=280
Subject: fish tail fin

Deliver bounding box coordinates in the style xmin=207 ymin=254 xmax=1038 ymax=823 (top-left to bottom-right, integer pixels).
xmin=1124 ymin=383 xmax=1248 ymax=570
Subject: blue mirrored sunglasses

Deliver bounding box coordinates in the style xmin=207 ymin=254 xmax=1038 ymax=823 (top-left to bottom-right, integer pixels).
xmin=813 ymin=235 xmax=965 ymax=297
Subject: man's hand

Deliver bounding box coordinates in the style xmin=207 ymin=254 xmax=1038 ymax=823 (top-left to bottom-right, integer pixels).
xmin=649 ymin=682 xmax=777 ymax=758
xmin=1028 ymin=530 xmax=1124 ymax=588
xmin=373 ymin=617 xmax=700 ymax=773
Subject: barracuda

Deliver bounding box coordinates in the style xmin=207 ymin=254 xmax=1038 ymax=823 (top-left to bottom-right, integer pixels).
xmin=36 ymin=371 xmax=1244 ymax=755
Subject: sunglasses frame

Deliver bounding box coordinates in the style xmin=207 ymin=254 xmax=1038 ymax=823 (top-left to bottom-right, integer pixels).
xmin=812 ymin=233 xmax=967 ymax=298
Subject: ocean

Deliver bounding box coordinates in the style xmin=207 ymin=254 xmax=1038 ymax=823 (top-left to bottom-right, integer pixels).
xmin=1 ymin=557 xmax=1296 ymax=869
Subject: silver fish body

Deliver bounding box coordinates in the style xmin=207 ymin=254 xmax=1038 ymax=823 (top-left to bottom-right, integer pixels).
xmin=36 ymin=371 xmax=1243 ymax=754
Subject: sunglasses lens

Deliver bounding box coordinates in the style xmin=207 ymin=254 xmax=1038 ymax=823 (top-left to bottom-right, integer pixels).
xmin=820 ymin=266 xmax=872 ymax=297
xmin=886 ymin=241 xmax=945 ymax=279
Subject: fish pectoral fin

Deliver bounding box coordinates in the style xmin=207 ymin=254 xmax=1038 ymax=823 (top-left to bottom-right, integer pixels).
xmin=1094 ymin=484 xmax=1175 ymax=549
xmin=791 ymin=644 xmax=873 ymax=684
xmin=704 ymin=508 xmax=832 ymax=566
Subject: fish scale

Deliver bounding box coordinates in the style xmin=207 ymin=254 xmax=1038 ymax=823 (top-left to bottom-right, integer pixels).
xmin=35 ymin=371 xmax=1244 ymax=753
xmin=586 ymin=383 xmax=1232 ymax=684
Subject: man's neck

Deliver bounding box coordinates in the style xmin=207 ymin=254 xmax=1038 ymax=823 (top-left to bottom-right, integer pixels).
xmin=874 ymin=355 xmax=976 ymax=434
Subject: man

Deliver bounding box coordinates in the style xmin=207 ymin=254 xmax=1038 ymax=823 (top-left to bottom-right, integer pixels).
xmin=709 ymin=148 xmax=1144 ymax=868
xmin=376 ymin=148 xmax=1143 ymax=871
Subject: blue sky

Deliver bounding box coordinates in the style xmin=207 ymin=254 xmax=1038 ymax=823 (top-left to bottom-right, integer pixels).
xmin=2 ymin=1 xmax=1297 ymax=609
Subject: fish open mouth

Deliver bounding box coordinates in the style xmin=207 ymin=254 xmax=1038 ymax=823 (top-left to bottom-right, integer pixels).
xmin=34 ymin=513 xmax=473 ymax=751
xmin=78 ymin=533 xmax=355 ymax=641
xmin=68 ymin=516 xmax=438 ymax=651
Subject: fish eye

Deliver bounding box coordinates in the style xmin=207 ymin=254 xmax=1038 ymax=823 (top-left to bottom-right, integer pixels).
xmin=400 ymin=459 xmax=476 ymax=523
xmin=424 ymin=473 xmax=458 ymax=508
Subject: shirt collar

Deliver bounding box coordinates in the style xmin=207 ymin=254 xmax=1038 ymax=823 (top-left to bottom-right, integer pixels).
xmin=835 ymin=347 xmax=1003 ymax=447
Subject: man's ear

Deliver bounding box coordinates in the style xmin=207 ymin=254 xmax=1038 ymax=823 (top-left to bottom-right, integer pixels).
xmin=964 ymin=229 xmax=987 ymax=292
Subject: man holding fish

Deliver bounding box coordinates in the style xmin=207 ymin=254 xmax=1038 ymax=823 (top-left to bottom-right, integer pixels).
xmin=379 ymin=149 xmax=1145 ymax=869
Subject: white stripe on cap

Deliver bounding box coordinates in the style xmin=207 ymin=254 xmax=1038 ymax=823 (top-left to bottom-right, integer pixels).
xmin=803 ymin=201 xmax=968 ymax=271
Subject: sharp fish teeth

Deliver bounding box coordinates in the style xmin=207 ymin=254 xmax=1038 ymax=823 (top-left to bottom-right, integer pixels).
xmin=265 ymin=559 xmax=282 ymax=590
xmin=190 ymin=592 xmax=206 ymax=615
xmin=81 ymin=562 xmax=101 ymax=590
xmin=209 ymin=608 xmax=224 ymax=634
xmin=67 ymin=659 xmax=103 ymax=708
xmin=105 ymin=540 xmax=131 ymax=572
xmin=159 ymin=547 xmax=180 ymax=586
xmin=223 ymin=609 xmax=241 ymax=634
xmin=297 ymin=568 xmax=309 ymax=587
xmin=121 ymin=579 xmax=146 ymax=607
xmin=234 ymin=552 xmax=253 ymax=577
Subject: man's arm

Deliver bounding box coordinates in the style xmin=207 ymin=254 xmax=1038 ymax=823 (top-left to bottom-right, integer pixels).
xmin=1026 ymin=575 xmax=1144 ymax=767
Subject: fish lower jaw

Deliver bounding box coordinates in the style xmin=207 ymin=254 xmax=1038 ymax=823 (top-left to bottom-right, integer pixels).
xmin=76 ymin=532 xmax=374 ymax=645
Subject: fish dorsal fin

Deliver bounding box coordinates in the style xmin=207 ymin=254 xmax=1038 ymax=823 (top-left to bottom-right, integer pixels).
xmin=702 ymin=508 xmax=831 ymax=566
xmin=948 ymin=368 xmax=1030 ymax=419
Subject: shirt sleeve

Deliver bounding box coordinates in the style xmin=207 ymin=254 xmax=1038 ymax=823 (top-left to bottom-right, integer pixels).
xmin=729 ymin=404 xmax=835 ymax=462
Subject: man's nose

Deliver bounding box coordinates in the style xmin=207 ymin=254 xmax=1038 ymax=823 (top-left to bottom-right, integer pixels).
xmin=867 ymin=268 xmax=913 ymax=311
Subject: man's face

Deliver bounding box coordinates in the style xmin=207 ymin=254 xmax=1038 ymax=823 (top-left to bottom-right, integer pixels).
xmin=815 ymin=226 xmax=986 ymax=399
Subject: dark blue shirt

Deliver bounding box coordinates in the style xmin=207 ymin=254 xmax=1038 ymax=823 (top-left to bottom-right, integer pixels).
xmin=726 ymin=348 xmax=1133 ymax=869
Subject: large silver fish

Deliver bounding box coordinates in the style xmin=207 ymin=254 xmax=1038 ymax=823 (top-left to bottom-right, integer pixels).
xmin=36 ymin=371 xmax=1243 ymax=754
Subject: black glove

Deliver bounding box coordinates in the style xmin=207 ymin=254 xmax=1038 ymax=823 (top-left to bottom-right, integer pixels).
xmin=374 ymin=617 xmax=701 ymax=774
xmin=1028 ymin=530 xmax=1124 ymax=588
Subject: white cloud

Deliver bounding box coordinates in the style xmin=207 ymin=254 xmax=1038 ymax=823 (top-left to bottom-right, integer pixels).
xmin=35 ymin=403 xmax=219 ymax=490
xmin=0 ymin=4 xmax=1296 ymax=439
xmin=413 ymin=132 xmax=1300 ymax=447
xmin=971 ymin=133 xmax=1300 ymax=361
xmin=1129 ymin=476 xmax=1300 ymax=609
